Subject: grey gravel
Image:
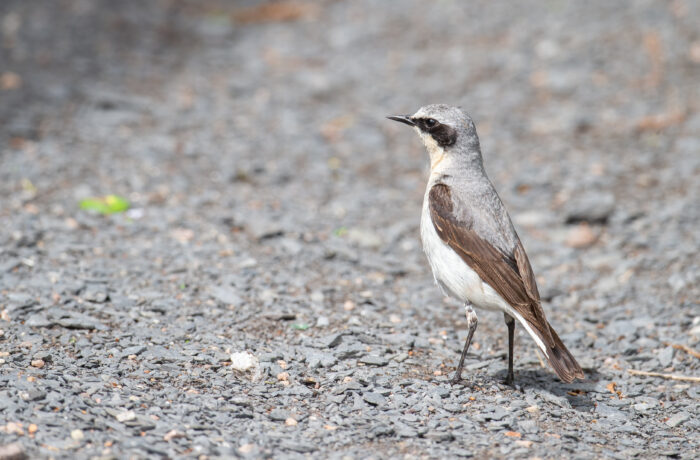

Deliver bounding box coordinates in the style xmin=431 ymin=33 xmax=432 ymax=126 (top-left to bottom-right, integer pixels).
xmin=666 ymin=413 xmax=690 ymax=428
xmin=358 ymin=355 xmax=390 ymax=366
xmin=658 ymin=346 xmax=675 ymax=368
xmin=1 ymin=1 xmax=699 ymax=459
xmin=362 ymin=392 xmax=387 ymax=407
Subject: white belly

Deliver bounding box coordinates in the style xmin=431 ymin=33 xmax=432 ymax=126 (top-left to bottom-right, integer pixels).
xmin=420 ymin=204 xmax=505 ymax=311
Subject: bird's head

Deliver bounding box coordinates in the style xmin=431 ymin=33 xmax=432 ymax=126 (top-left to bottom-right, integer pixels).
xmin=388 ymin=104 xmax=480 ymax=170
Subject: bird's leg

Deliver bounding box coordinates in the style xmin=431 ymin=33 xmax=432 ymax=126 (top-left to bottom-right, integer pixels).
xmin=504 ymin=313 xmax=515 ymax=386
xmin=451 ymin=302 xmax=478 ymax=385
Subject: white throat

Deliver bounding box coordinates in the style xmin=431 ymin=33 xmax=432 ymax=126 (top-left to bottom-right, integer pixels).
xmin=416 ymin=128 xmax=447 ymax=171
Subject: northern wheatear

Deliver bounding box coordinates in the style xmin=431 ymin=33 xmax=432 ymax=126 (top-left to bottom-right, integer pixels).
xmin=389 ymin=104 xmax=584 ymax=384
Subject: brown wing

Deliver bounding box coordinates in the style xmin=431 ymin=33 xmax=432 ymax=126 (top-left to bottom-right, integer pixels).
xmin=428 ymin=184 xmax=554 ymax=345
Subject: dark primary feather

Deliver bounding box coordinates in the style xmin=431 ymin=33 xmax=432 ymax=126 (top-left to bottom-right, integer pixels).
xmin=428 ymin=184 xmax=584 ymax=382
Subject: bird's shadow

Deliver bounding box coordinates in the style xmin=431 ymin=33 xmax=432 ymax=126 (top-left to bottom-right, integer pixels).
xmin=499 ymin=368 xmax=604 ymax=412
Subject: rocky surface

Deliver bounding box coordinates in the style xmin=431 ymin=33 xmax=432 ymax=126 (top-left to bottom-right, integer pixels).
xmin=1 ymin=0 xmax=698 ymax=458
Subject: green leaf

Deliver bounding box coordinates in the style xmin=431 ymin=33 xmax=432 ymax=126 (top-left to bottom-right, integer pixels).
xmin=80 ymin=194 xmax=130 ymax=215
xmin=292 ymin=323 xmax=310 ymax=331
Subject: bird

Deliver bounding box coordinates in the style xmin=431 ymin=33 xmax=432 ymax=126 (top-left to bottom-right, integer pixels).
xmin=388 ymin=104 xmax=584 ymax=385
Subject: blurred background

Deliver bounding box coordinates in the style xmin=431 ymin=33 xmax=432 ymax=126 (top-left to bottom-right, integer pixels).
xmin=0 ymin=0 xmax=698 ymax=457
xmin=1 ymin=0 xmax=697 ymax=315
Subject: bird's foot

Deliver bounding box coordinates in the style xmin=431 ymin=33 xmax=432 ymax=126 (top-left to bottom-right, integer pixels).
xmin=449 ymin=372 xmax=465 ymax=386
xmin=503 ymin=373 xmax=514 ymax=387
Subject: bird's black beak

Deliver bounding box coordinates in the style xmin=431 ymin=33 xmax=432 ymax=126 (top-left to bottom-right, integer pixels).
xmin=387 ymin=115 xmax=415 ymax=127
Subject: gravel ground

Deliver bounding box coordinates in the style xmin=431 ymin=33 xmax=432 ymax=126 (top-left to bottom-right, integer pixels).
xmin=1 ymin=1 xmax=699 ymax=458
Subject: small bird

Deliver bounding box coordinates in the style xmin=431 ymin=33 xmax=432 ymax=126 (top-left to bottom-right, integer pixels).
xmin=388 ymin=104 xmax=584 ymax=384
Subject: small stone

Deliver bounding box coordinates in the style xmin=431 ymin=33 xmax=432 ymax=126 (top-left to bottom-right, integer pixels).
xmin=33 ymin=351 xmax=52 ymax=362
xmin=334 ymin=343 xmax=365 ymax=359
xmin=536 ymin=390 xmax=570 ymax=409
xmin=334 ymin=381 xmax=362 ymax=394
xmin=70 ymin=429 xmax=84 ymax=441
xmin=304 ymin=350 xmax=337 ymax=368
xmin=395 ymin=423 xmax=417 ymax=438
xmin=24 ymin=314 xmax=53 ymax=328
xmin=268 ymin=408 xmax=290 ymax=421
xmin=657 ymin=346 xmax=675 ymax=368
xmin=285 ymin=418 xmax=297 ymax=426
xmin=258 ymin=352 xmax=283 ymax=362
xmin=30 ymin=359 xmax=45 ymax=368
xmin=319 ymin=333 xmax=344 ymax=348
xmin=310 ymin=291 xmax=325 ymax=303
xmin=115 ymin=410 xmax=136 ymax=422
xmin=83 ymin=289 xmax=108 ymax=303
xmin=209 ymin=285 xmax=242 ymax=306
xmin=19 ymin=389 xmax=46 ymax=401
xmin=2 ymin=423 xmax=24 ymax=436
xmin=565 ymin=192 xmax=615 ymax=224
xmin=362 ymin=392 xmax=386 ymax=406
xmin=0 ymin=443 xmax=25 ymax=460
xmin=7 ymin=293 xmax=34 ymax=307
xmin=27 ymin=424 xmax=38 ymax=435
xmin=566 ymin=224 xmax=597 ymax=248
xmin=316 ymin=316 xmax=329 ymax=327
xmin=370 ymin=423 xmax=394 ymax=437
xmin=359 ymin=355 xmax=389 ymax=366
xmin=517 ymin=420 xmax=539 ymax=434
xmin=163 ymin=430 xmax=186 ymax=441
xmin=666 ymin=412 xmax=690 ymax=428
xmin=121 ymin=345 xmax=146 ymax=359
xmin=230 ymin=351 xmax=261 ymax=380
xmin=246 ymin=217 xmax=284 ymax=240
xmin=379 ymin=333 xmax=415 ymax=347
xmin=424 ymin=431 xmax=455 ymax=442
xmin=276 ymin=372 xmax=289 ymax=382
xmin=346 ymin=228 xmax=382 ymax=249
xmin=633 ymin=403 xmax=650 ymax=412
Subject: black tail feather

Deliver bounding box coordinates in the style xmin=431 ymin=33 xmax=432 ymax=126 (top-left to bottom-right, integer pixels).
xmin=543 ymin=323 xmax=585 ymax=383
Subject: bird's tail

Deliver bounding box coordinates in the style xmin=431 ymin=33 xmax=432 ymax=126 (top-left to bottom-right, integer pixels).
xmin=537 ymin=322 xmax=585 ymax=383
xmin=508 ymin=307 xmax=585 ymax=383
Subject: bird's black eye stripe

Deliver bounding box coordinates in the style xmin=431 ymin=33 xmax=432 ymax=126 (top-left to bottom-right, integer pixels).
xmin=414 ymin=117 xmax=456 ymax=146
xmin=416 ymin=118 xmax=439 ymax=131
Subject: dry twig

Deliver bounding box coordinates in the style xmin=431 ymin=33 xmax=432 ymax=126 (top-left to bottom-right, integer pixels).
xmin=628 ymin=369 xmax=700 ymax=383
xmin=668 ymin=343 xmax=700 ymax=360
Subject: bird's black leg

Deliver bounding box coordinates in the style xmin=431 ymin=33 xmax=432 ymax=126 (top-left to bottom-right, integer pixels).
xmin=504 ymin=313 xmax=515 ymax=386
xmin=451 ymin=302 xmax=478 ymax=385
